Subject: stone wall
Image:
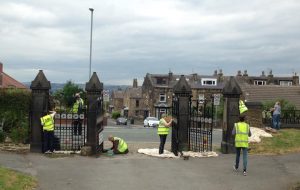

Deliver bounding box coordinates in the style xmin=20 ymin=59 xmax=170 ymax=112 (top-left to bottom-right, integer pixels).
xmin=245 ymin=102 xmax=263 ymax=128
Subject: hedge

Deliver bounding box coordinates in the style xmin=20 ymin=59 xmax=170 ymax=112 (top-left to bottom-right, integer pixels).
xmin=0 ymin=89 xmax=31 ymax=143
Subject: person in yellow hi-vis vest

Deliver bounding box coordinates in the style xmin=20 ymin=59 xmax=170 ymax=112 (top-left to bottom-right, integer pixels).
xmin=232 ymin=115 xmax=252 ymax=176
xmin=72 ymin=93 xmax=84 ymax=135
xmin=40 ymin=111 xmax=56 ymax=153
xmin=239 ymin=99 xmax=248 ymax=115
xmin=157 ymin=113 xmax=173 ymax=154
xmin=107 ymin=135 xmax=129 ymax=154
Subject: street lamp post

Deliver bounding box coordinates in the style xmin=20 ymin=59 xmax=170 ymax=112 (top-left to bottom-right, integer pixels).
xmin=89 ymin=8 xmax=94 ymax=79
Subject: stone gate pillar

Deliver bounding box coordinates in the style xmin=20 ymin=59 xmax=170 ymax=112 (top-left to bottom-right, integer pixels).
xmin=30 ymin=70 xmax=51 ymax=153
xmin=172 ymin=75 xmax=192 ymax=155
xmin=221 ymin=76 xmax=242 ymax=154
xmin=85 ymin=72 xmax=104 ymax=155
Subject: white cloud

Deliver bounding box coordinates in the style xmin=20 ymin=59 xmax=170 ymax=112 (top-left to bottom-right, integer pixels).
xmin=1 ymin=0 xmax=300 ymax=84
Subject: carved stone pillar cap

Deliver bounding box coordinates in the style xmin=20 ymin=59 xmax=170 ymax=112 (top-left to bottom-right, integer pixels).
xmin=222 ymin=76 xmax=242 ymax=96
xmin=85 ymin=72 xmax=103 ymax=92
xmin=30 ymin=70 xmax=51 ymax=90
xmin=174 ymin=75 xmax=191 ymax=93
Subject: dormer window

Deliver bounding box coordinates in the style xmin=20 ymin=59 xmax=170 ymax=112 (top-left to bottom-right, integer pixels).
xmin=254 ymin=80 xmax=266 ymax=85
xmin=280 ymin=81 xmax=292 ymax=86
xmin=201 ymin=78 xmax=217 ymax=86
xmin=157 ymin=77 xmax=167 ymax=85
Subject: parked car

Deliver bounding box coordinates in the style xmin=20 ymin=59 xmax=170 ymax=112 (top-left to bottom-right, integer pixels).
xmin=144 ymin=117 xmax=159 ymax=128
xmin=116 ymin=117 xmax=127 ymax=125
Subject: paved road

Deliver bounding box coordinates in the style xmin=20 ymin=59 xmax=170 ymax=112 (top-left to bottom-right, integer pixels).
xmin=0 ymin=151 xmax=299 ymax=190
xmin=104 ymin=118 xmax=222 ymax=145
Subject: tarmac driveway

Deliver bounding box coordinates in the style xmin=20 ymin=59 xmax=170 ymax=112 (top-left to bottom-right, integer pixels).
xmin=0 ymin=151 xmax=299 ymax=190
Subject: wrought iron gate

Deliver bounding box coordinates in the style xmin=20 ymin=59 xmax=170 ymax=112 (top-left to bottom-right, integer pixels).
xmin=189 ymin=97 xmax=214 ymax=152
xmin=53 ymin=104 xmax=87 ymax=151
xmin=172 ymin=95 xmax=214 ymax=153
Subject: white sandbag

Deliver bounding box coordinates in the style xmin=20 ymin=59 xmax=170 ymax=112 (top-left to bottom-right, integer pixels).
xmin=138 ymin=148 xmax=218 ymax=158
xmin=249 ymin=127 xmax=272 ymax=143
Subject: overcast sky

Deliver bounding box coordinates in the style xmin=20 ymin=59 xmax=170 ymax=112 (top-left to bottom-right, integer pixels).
xmin=1 ymin=0 xmax=300 ymax=85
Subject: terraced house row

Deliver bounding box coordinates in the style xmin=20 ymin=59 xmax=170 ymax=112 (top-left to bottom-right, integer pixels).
xmin=110 ymin=69 xmax=300 ymax=121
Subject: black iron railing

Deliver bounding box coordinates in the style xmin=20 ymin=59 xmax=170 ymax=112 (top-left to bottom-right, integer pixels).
xmin=262 ymin=110 xmax=300 ymax=128
xmin=189 ymin=98 xmax=214 ymax=152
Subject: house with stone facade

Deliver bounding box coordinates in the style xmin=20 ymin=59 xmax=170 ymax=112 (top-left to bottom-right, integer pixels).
xmin=0 ymin=63 xmax=28 ymax=89
xmin=235 ymin=70 xmax=300 ymax=107
xmin=111 ymin=88 xmax=124 ymax=114
xmin=233 ymin=70 xmax=300 ymax=128
xmin=123 ymin=79 xmax=143 ymax=119
xmin=141 ymin=71 xmax=225 ymax=119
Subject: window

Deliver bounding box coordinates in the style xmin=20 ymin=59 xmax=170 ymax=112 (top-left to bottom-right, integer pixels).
xmin=201 ymin=78 xmax=217 ymax=86
xmin=280 ymin=81 xmax=292 ymax=86
xmin=136 ymin=100 xmax=139 ymax=107
xmin=135 ymin=110 xmax=139 ymax=116
xmin=156 ymin=78 xmax=167 ymax=85
xmin=254 ymin=80 xmax=266 ymax=85
xmin=159 ymin=94 xmax=166 ymax=102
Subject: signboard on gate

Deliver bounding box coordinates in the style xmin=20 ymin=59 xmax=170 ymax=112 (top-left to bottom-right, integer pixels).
xmin=98 ymin=130 xmax=104 ymax=145
xmin=103 ymin=90 xmax=110 ymax=102
xmin=214 ymin=94 xmax=221 ymax=106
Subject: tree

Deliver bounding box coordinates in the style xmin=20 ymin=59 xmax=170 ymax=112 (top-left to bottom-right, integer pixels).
xmin=53 ymin=81 xmax=84 ymax=108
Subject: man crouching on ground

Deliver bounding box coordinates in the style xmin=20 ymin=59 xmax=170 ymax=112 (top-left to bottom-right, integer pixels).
xmin=108 ymin=135 xmax=129 ymax=154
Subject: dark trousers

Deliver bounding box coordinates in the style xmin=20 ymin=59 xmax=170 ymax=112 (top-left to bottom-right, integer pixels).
xmin=159 ymin=135 xmax=168 ymax=154
xmin=43 ymin=130 xmax=54 ymax=152
xmin=235 ymin=147 xmax=248 ymax=172
xmin=114 ymin=149 xmax=129 ymax=154
xmin=73 ymin=119 xmax=82 ymax=135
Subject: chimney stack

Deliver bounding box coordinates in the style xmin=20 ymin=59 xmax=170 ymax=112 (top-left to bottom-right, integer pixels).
xmin=133 ymin=78 xmax=138 ymax=88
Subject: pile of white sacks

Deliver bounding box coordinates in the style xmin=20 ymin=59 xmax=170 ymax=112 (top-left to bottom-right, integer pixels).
xmin=138 ymin=149 xmax=218 ymax=158
xmin=249 ymin=127 xmax=273 ymax=143
xmin=138 ymin=127 xmax=272 ymax=158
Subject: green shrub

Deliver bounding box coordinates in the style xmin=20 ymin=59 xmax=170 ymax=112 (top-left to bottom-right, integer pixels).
xmin=0 ymin=89 xmax=30 ymax=144
xmin=112 ymin=111 xmax=121 ymax=119
xmin=9 ymin=121 xmax=29 ymax=143
xmin=0 ymin=131 xmax=5 ymax=143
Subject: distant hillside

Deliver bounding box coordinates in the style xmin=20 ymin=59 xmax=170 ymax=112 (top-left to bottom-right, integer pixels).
xmin=23 ymin=82 xmax=128 ymax=94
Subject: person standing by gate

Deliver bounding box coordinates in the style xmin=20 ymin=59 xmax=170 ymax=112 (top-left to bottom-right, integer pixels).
xmin=41 ymin=110 xmax=56 ymax=153
xmin=72 ymin=93 xmax=84 ymax=135
xmin=232 ymin=115 xmax=251 ymax=176
xmin=158 ymin=114 xmax=173 ymax=154
xmin=271 ymin=101 xmax=281 ymax=130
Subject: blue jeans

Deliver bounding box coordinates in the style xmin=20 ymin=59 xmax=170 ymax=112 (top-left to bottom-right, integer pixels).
xmin=272 ymin=114 xmax=280 ymax=130
xmin=235 ymin=147 xmax=248 ymax=172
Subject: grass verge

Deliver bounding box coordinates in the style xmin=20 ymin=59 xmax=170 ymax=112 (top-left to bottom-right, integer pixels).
xmin=289 ymin=182 xmax=300 ymax=190
xmin=0 ymin=166 xmax=37 ymax=190
xmin=250 ymin=129 xmax=300 ymax=155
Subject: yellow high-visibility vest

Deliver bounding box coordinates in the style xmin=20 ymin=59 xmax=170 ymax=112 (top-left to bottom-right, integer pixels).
xmin=114 ymin=137 xmax=128 ymax=153
xmin=72 ymin=98 xmax=84 ymax=113
xmin=40 ymin=114 xmax=54 ymax=131
xmin=157 ymin=118 xmax=170 ymax=135
xmin=239 ymin=100 xmax=248 ymax=114
xmin=234 ymin=122 xmax=249 ymax=148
